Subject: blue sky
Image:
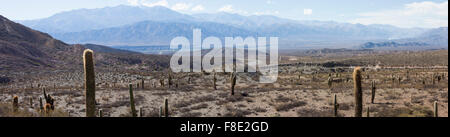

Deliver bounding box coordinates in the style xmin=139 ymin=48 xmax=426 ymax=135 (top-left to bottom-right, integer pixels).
xmin=0 ymin=0 xmax=448 ymax=28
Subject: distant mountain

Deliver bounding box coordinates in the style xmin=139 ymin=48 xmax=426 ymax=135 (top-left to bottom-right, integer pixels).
xmin=18 ymin=5 xmax=194 ymax=33
xmin=17 ymin=5 xmax=439 ymax=47
xmin=52 ymin=21 xmax=254 ymax=46
xmin=359 ymin=27 xmax=448 ymax=50
xmin=0 ymin=15 xmax=169 ymax=71
xmin=83 ymin=44 xmax=140 ymax=54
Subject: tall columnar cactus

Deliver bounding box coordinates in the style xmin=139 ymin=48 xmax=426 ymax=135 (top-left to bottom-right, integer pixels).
xmin=159 ymin=106 xmax=163 ymax=117
xmin=213 ymin=72 xmax=217 ymax=90
xmin=12 ymin=96 xmax=19 ymax=112
xmin=98 ymin=109 xmax=103 ymax=117
xmin=434 ymin=101 xmax=438 ymax=117
xmin=366 ymin=107 xmax=370 ymax=117
xmin=164 ymin=98 xmax=169 ymax=117
xmin=333 ymin=94 xmax=338 ymax=117
xmin=129 ymin=84 xmax=137 ymax=117
xmin=432 ymin=73 xmax=435 ymax=85
xmin=141 ymin=79 xmax=145 ymax=90
xmin=83 ymin=49 xmax=96 ymax=117
xmin=139 ymin=107 xmax=144 ymax=117
xmin=168 ymin=72 xmax=173 ymax=88
xmin=39 ymin=97 xmax=43 ymax=110
xmin=29 ymin=97 xmax=33 ymax=108
xmin=160 ymin=79 xmax=164 ymax=87
xmin=371 ymin=80 xmax=376 ymax=104
xmin=353 ymin=67 xmax=363 ymax=117
xmin=230 ymin=72 xmax=237 ymax=96
xmin=327 ymin=76 xmax=333 ymax=89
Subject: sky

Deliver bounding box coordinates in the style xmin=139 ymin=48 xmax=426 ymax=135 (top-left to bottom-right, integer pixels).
xmin=0 ymin=0 xmax=448 ymax=28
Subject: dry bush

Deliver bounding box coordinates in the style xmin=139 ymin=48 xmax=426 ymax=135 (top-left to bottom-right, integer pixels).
xmin=180 ymin=112 xmax=202 ymax=117
xmin=296 ymin=108 xmax=334 ymax=117
xmin=275 ymin=101 xmax=307 ymax=111
xmin=375 ymin=106 xmax=433 ymax=117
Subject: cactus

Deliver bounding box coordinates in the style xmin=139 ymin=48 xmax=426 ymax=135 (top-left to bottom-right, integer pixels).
xmin=29 ymin=97 xmax=33 ymax=108
xmin=432 ymin=73 xmax=435 ymax=85
xmin=213 ymin=72 xmax=217 ymax=90
xmin=159 ymin=106 xmax=163 ymax=117
xmin=98 ymin=109 xmax=103 ymax=117
xmin=168 ymin=72 xmax=173 ymax=88
xmin=230 ymin=72 xmax=237 ymax=96
xmin=164 ymin=98 xmax=169 ymax=117
xmin=83 ymin=49 xmax=96 ymax=117
xmin=366 ymin=107 xmax=370 ymax=117
xmin=333 ymin=94 xmax=338 ymax=117
xmin=160 ymin=79 xmax=164 ymax=87
xmin=129 ymin=84 xmax=137 ymax=117
xmin=141 ymin=79 xmax=145 ymax=89
xmin=39 ymin=97 xmax=43 ymax=110
xmin=327 ymin=76 xmax=333 ymax=89
xmin=353 ymin=67 xmax=363 ymax=117
xmin=12 ymin=96 xmax=19 ymax=112
xmin=434 ymin=101 xmax=438 ymax=117
xmin=371 ymin=80 xmax=376 ymax=104
xmin=139 ymin=107 xmax=144 ymax=117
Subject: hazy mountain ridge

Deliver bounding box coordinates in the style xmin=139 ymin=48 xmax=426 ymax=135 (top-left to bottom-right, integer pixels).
xmin=18 ymin=5 xmax=194 ymax=33
xmin=51 ymin=20 xmax=255 ymax=46
xmin=360 ymin=27 xmax=448 ymax=49
xmin=16 ymin=5 xmax=446 ymax=48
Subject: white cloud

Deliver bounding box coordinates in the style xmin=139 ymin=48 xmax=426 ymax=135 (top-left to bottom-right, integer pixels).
xmin=127 ymin=0 xmax=139 ymax=6
xmin=171 ymin=3 xmax=191 ymax=11
xmin=191 ymin=5 xmax=205 ymax=12
xmin=134 ymin=0 xmax=169 ymax=7
xmin=350 ymin=1 xmax=448 ymax=28
xmin=303 ymin=9 xmax=312 ymax=15
xmin=218 ymin=5 xmax=234 ymax=13
xmin=218 ymin=5 xmax=248 ymax=15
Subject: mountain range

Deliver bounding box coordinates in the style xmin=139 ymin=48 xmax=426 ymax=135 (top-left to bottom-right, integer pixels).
xmin=17 ymin=5 xmax=448 ymax=49
xmin=360 ymin=27 xmax=448 ymax=49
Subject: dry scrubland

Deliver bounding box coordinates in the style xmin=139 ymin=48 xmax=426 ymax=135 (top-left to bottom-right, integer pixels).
xmin=0 ymin=50 xmax=448 ymax=117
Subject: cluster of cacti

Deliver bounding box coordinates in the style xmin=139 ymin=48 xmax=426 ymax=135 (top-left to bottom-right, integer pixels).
xmin=42 ymin=88 xmax=55 ymax=111
xmin=230 ymin=72 xmax=237 ymax=96
xmin=353 ymin=67 xmax=363 ymax=117
xmin=83 ymin=49 xmax=96 ymax=117
xmin=371 ymin=80 xmax=376 ymax=104
xmin=129 ymin=83 xmax=137 ymax=117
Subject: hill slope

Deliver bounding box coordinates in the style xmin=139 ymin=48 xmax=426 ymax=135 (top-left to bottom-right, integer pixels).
xmin=1 ymin=15 xmax=169 ymax=72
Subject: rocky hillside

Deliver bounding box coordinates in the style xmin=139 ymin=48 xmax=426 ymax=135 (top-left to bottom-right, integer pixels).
xmin=0 ymin=15 xmax=169 ymax=72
